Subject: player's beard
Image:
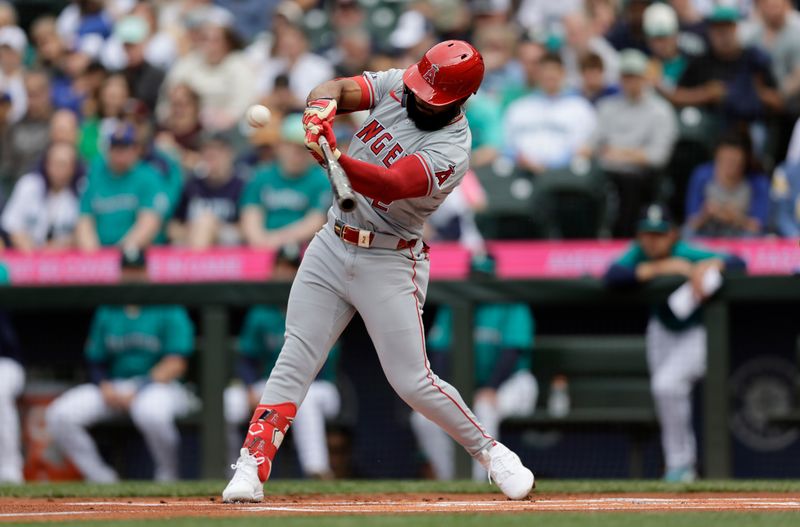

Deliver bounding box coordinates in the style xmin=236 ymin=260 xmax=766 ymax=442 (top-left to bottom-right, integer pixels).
xmin=405 ymin=90 xmax=462 ymax=131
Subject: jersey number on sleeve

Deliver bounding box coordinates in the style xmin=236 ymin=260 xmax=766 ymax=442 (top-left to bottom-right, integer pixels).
xmin=435 ymin=165 xmax=455 ymax=187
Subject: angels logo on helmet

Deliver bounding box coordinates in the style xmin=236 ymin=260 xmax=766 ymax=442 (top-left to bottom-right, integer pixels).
xmin=422 ymin=64 xmax=439 ymax=86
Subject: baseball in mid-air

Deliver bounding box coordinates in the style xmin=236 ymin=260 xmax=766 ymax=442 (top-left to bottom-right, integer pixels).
xmin=246 ymin=104 xmax=272 ymax=128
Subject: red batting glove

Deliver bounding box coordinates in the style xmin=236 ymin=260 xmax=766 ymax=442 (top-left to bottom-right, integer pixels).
xmin=303 ymin=98 xmax=337 ymax=137
xmin=305 ymin=121 xmax=340 ymax=166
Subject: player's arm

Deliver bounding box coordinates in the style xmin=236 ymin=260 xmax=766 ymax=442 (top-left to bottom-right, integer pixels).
xmin=119 ymin=210 xmax=162 ymax=252
xmin=120 ymin=177 xmax=167 ymax=252
xmin=149 ymin=355 xmax=188 ymax=384
xmin=240 ymin=206 xmax=269 ymax=247
xmin=75 ymin=215 xmax=100 ymax=252
xmin=604 ymin=245 xmax=692 ymax=286
xmin=303 ymin=76 xmax=373 ymax=147
xmin=306 ymin=77 xmax=370 ymax=113
xmin=338 ymin=154 xmax=432 ymax=202
xmin=634 ymin=258 xmax=694 ymax=282
xmin=267 ymin=210 xmax=326 ymax=246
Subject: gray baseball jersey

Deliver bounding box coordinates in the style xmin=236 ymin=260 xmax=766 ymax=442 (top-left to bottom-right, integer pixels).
xmin=336 ymin=69 xmax=472 ymax=241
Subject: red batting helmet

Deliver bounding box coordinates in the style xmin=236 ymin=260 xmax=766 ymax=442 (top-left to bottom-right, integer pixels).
xmin=402 ymin=40 xmax=485 ymax=107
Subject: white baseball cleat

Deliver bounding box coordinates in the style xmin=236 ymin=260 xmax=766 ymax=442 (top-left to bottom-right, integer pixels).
xmin=222 ymin=448 xmax=265 ymax=503
xmin=475 ymin=442 xmax=535 ymax=500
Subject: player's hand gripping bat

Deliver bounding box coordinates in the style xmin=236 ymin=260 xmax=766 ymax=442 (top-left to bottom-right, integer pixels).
xmin=318 ymin=136 xmax=356 ymax=212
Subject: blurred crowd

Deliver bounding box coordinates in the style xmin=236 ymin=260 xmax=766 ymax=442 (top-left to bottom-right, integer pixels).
xmin=0 ymin=0 xmax=800 ymax=261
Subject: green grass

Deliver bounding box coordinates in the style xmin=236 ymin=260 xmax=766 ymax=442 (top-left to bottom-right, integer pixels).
xmin=7 ymin=513 xmax=800 ymax=527
xmin=2 ymin=479 xmax=800 ymax=498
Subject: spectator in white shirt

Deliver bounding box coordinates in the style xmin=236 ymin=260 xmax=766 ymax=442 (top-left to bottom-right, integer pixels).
xmin=503 ymin=53 xmax=597 ymax=175
xmin=1 ymin=142 xmax=82 ymax=251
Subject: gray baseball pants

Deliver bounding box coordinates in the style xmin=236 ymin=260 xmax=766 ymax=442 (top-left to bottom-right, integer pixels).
xmin=259 ymin=223 xmax=494 ymax=456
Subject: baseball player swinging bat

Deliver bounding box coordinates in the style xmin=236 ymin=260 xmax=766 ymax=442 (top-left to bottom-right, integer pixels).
xmin=224 ymin=40 xmax=535 ymax=505
xmin=318 ymin=136 xmax=356 ymax=213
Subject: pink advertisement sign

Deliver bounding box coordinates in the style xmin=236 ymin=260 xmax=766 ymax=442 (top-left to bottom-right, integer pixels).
xmin=1 ymin=250 xmax=121 ymax=285
xmin=0 ymin=239 xmax=797 ymax=285
xmin=145 ymin=247 xmax=274 ymax=283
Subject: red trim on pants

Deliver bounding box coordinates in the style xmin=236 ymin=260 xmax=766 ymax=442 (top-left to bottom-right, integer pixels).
xmin=408 ymin=249 xmax=493 ymax=441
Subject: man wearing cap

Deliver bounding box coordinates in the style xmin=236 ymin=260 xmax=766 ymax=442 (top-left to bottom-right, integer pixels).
xmin=224 ymin=244 xmax=342 ymax=479
xmin=169 ymin=130 xmax=246 ymax=248
xmin=583 ymin=48 xmax=678 ymax=237
xmin=76 ymin=124 xmax=169 ymax=256
xmin=240 ymin=113 xmax=329 ymax=249
xmin=672 ymin=5 xmax=782 ymax=123
xmin=225 ymin=40 xmax=535 ymax=504
xmin=643 ymin=2 xmax=704 ymax=92
xmin=604 ymin=203 xmax=746 ymax=482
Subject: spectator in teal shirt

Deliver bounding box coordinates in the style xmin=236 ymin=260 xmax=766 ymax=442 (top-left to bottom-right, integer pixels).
xmin=240 ymin=113 xmax=330 ymax=249
xmin=225 ymin=245 xmax=341 ymax=478
xmin=76 ymin=124 xmax=169 ymax=255
xmin=46 ymin=300 xmax=195 ymax=483
xmin=411 ymin=254 xmax=538 ymax=481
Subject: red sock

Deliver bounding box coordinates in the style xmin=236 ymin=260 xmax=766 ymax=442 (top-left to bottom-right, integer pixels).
xmin=242 ymin=403 xmax=297 ymax=482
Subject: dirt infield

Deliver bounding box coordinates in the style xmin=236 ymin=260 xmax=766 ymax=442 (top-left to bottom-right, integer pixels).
xmin=2 ymin=493 xmax=800 ymax=522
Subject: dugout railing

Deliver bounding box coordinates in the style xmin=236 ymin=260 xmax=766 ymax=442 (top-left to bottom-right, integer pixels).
xmin=2 ymin=275 xmax=799 ymax=479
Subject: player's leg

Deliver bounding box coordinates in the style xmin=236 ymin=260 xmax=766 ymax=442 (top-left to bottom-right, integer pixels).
xmin=0 ymin=358 xmax=25 ymax=483
xmin=257 ymin=231 xmax=355 ymax=408
xmin=647 ymin=318 xmax=706 ymax=480
xmin=355 ymin=252 xmax=491 ymax=452
xmin=45 ymin=383 xmax=120 ymax=483
xmin=291 ymin=380 xmax=340 ymax=478
xmin=129 ymin=382 xmax=191 ymax=481
xmin=353 ymin=249 xmax=533 ymax=499
xmin=410 ymin=411 xmax=454 ymax=479
xmin=224 ymin=229 xmax=355 ymax=501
